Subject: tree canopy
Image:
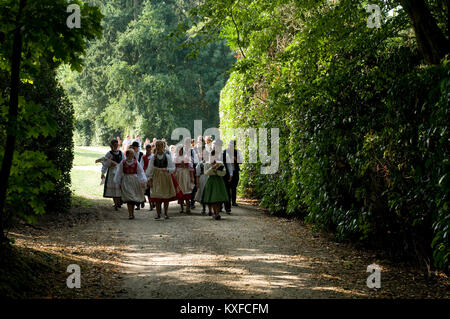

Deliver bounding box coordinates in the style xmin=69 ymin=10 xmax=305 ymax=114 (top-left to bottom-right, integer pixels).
xmin=59 ymin=0 xmax=235 ymax=145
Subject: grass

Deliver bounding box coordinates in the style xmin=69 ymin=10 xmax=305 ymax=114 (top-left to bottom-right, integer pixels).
xmin=71 ymin=147 xmax=109 ymax=199
xmin=73 ymin=147 xmax=106 ymax=166
xmin=71 ymin=169 xmax=104 ymax=198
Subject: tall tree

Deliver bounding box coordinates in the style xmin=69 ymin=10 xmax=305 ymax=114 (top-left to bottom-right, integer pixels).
xmin=0 ymin=0 xmax=102 ymax=241
xmin=398 ymin=0 xmax=449 ymax=64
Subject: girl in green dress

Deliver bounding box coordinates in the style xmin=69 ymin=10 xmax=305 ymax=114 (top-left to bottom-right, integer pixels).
xmin=201 ymin=150 xmax=229 ymax=220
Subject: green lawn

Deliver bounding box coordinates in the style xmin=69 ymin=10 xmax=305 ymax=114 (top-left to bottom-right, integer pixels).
xmin=71 ymin=169 xmax=104 ymax=198
xmin=73 ymin=147 xmax=107 ymax=166
xmin=71 ymin=147 xmax=109 ymax=199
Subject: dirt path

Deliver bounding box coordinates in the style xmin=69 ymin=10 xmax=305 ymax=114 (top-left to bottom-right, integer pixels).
xmin=10 ymin=200 xmax=449 ymax=299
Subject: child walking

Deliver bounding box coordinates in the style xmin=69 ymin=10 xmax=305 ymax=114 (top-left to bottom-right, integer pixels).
xmin=114 ymin=149 xmax=147 ymax=219
xmin=201 ymin=150 xmax=229 ymax=220
xmin=174 ymin=143 xmax=195 ymax=214
xmin=142 ymin=144 xmax=153 ymax=210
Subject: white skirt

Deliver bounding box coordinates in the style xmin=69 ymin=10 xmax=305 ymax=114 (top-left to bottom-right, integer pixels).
xmin=174 ymin=167 xmax=193 ymax=195
xmin=120 ymin=174 xmax=145 ymax=204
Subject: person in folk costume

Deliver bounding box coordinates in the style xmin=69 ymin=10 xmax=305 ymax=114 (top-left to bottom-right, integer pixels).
xmin=130 ymin=141 xmax=145 ymax=210
xmin=194 ymin=142 xmax=211 ymax=215
xmin=169 ymin=145 xmax=176 ymax=159
xmin=122 ymin=135 xmax=132 ymax=152
xmin=114 ymin=149 xmax=147 ymax=219
xmin=133 ymin=135 xmax=142 ymax=152
xmin=189 ymin=138 xmax=200 ymax=209
xmin=204 ymin=135 xmax=213 ymax=154
xmin=201 ymin=149 xmax=229 ymax=220
xmin=220 ymin=140 xmax=238 ymax=213
xmin=174 ymin=141 xmax=195 ymax=214
xmin=209 ymin=139 xmax=233 ymax=214
xmin=195 ymin=136 xmax=204 ymax=159
xmin=146 ymin=140 xmax=182 ymax=219
xmin=142 ymin=144 xmax=154 ymax=211
xmin=226 ymin=140 xmax=243 ymax=206
xmin=100 ymin=139 xmax=125 ymax=211
xmin=144 ymin=138 xmax=151 ymax=149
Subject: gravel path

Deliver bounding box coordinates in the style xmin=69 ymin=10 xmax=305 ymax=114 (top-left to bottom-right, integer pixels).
xmin=10 ymin=200 xmax=449 ymax=298
xmin=89 ymin=201 xmax=449 ymax=298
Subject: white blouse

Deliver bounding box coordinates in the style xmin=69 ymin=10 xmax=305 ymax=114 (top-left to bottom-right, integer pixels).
xmin=204 ymin=162 xmax=226 ymax=177
xmin=101 ymin=150 xmax=124 ymax=176
xmin=113 ymin=159 xmax=147 ymax=185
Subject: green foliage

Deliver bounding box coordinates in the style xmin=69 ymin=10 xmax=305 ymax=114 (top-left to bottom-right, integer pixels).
xmin=59 ymin=0 xmax=235 ymax=146
xmin=0 ymin=1 xmax=102 ymax=226
xmin=196 ymin=0 xmax=449 ymax=271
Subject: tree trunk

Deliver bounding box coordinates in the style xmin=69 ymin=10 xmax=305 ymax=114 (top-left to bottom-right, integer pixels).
xmin=399 ymin=0 xmax=449 ymax=64
xmin=0 ymin=0 xmax=26 ymax=242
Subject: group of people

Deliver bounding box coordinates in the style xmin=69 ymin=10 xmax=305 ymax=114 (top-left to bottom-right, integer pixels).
xmin=97 ymin=136 xmax=243 ymax=220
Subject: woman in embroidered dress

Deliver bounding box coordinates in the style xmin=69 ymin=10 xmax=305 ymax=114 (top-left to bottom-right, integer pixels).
xmin=141 ymin=144 xmax=153 ymax=210
xmin=146 ymin=140 xmax=182 ymax=219
xmin=99 ymin=139 xmax=124 ymax=211
xmin=201 ymin=149 xmax=229 ymax=220
xmin=113 ymin=149 xmax=147 ymax=219
xmin=174 ymin=143 xmax=194 ymax=214
xmin=194 ymin=145 xmax=211 ymax=215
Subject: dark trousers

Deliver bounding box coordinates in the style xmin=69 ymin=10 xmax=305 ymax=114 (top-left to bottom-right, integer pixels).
xmin=230 ymin=173 xmax=239 ymax=204
xmin=191 ymin=178 xmax=198 ymax=207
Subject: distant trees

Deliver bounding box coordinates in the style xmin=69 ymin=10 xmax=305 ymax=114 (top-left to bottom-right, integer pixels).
xmin=59 ymin=0 xmax=235 ymax=145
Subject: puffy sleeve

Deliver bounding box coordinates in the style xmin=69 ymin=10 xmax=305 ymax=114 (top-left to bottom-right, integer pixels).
xmin=137 ymin=161 xmax=147 ymax=183
xmin=113 ymin=161 xmax=124 ymax=185
xmin=204 ymin=163 xmax=215 ymax=176
xmin=101 ymin=152 xmax=112 ymax=176
xmin=167 ymin=154 xmax=175 ymax=173
xmin=216 ymin=163 xmax=227 ymax=177
xmin=146 ymin=155 xmax=155 ymax=179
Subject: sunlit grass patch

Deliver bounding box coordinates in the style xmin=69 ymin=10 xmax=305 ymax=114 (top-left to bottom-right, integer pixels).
xmin=71 ymin=169 xmax=104 ymax=199
xmin=73 ymin=147 xmax=105 ymax=166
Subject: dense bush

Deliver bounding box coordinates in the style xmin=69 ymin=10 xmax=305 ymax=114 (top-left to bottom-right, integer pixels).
xmin=201 ymin=0 xmax=450 ymax=271
xmin=0 ymin=63 xmax=75 ymax=224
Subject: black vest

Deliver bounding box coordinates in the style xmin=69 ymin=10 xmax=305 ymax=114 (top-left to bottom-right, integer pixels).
xmin=154 ymin=154 xmax=168 ymax=168
xmin=110 ymin=151 xmax=123 ymax=164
